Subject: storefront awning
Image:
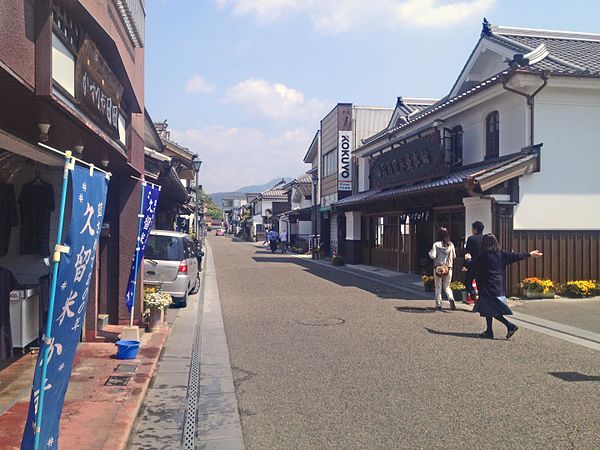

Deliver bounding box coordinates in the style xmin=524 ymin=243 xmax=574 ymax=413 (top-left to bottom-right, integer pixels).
xmin=336 ymin=146 xmax=541 ymax=209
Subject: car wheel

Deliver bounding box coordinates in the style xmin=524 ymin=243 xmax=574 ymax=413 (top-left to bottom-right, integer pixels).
xmin=189 ymin=274 xmax=201 ymax=295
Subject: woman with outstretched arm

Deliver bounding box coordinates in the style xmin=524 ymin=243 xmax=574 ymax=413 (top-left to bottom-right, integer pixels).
xmin=464 ymin=233 xmax=543 ymax=339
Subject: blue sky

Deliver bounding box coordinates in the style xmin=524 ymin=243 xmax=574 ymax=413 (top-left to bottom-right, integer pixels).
xmin=145 ymin=0 xmax=600 ymax=193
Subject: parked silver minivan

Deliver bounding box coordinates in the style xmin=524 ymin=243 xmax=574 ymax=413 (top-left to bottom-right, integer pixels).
xmin=144 ymin=230 xmax=200 ymax=307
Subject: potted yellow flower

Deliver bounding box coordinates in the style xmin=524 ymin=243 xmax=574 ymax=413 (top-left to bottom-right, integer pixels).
xmin=562 ymin=280 xmax=600 ymax=298
xmin=422 ymin=275 xmax=435 ymax=292
xmin=450 ymin=281 xmax=466 ymax=302
xmin=143 ymin=286 xmax=173 ymax=331
xmin=518 ymin=277 xmax=556 ymax=299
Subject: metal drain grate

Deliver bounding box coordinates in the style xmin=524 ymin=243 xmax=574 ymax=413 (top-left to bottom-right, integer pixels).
xmin=115 ymin=363 xmax=139 ymax=373
xmin=105 ymin=375 xmax=130 ymax=386
xmin=182 ymin=266 xmax=206 ymax=449
xmin=183 ymin=324 xmax=201 ymax=448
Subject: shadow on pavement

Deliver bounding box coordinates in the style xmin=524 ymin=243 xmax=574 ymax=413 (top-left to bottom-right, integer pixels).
xmin=424 ymin=327 xmax=484 ymax=339
xmin=549 ymin=371 xmax=600 ymax=382
xmin=251 ymin=255 xmax=427 ymax=301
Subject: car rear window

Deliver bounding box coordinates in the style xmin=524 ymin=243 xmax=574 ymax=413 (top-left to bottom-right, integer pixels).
xmin=145 ymin=235 xmax=183 ymax=261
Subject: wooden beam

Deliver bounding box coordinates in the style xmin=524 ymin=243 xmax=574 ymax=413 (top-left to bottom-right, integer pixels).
xmin=35 ymin=0 xmax=52 ymax=96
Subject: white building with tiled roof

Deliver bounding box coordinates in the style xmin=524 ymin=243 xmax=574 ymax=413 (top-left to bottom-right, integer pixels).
xmin=335 ymin=19 xmax=600 ymax=292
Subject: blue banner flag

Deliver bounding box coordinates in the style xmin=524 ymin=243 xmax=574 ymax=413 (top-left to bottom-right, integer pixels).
xmin=125 ymin=183 xmax=160 ymax=311
xmin=21 ymin=165 xmax=108 ymax=450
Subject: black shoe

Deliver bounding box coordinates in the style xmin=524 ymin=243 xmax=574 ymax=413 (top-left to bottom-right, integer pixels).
xmin=479 ymin=331 xmax=494 ymax=339
xmin=449 ymin=300 xmax=456 ymax=310
xmin=506 ymin=326 xmax=519 ymax=339
xmin=436 ymin=305 xmax=442 ymax=310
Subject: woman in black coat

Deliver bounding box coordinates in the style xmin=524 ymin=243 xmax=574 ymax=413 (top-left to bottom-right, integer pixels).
xmin=464 ymin=233 xmax=542 ymax=339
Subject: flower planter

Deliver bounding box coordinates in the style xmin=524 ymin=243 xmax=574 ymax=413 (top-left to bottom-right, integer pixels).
xmin=452 ymin=290 xmax=466 ymax=302
xmin=147 ymin=308 xmax=162 ymax=331
xmin=521 ymin=289 xmax=555 ymax=299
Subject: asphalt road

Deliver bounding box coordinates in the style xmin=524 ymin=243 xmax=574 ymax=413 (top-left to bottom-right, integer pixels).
xmin=211 ymin=236 xmax=600 ymax=449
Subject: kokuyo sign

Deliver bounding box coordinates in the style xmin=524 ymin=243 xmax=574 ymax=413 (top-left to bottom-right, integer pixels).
xmin=338 ymin=131 xmax=353 ymax=191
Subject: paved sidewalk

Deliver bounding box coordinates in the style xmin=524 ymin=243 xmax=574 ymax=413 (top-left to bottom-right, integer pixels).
xmin=0 ymin=327 xmax=168 ymax=450
xmin=196 ymin=242 xmax=244 ymax=449
xmin=513 ymin=297 xmax=600 ymax=334
xmin=129 ymin=242 xmax=243 ymax=449
xmin=129 ymin=292 xmax=200 ymax=448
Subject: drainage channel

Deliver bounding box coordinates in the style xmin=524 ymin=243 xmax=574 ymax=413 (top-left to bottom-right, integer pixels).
xmin=182 ymin=261 xmax=207 ymax=449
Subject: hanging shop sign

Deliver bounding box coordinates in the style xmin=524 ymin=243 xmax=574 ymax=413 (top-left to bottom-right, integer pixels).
xmin=369 ymin=135 xmax=448 ymax=189
xmin=338 ymin=131 xmax=353 ymax=191
xmin=400 ymin=209 xmax=432 ymax=223
xmin=22 ymin=165 xmax=109 ymax=450
xmin=75 ymin=37 xmax=124 ymax=137
xmin=125 ymin=183 xmax=160 ymax=311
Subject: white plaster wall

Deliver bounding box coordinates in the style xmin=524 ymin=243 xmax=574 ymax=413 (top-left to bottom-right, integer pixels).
xmin=462 ymin=197 xmax=493 ymax=241
xmin=345 ymin=211 xmax=362 ymax=241
xmin=358 ymin=157 xmax=369 ymax=192
xmin=298 ymin=221 xmax=312 ymax=235
xmin=514 ymin=87 xmax=600 ymax=230
xmin=444 ymin=92 xmax=528 ymax=165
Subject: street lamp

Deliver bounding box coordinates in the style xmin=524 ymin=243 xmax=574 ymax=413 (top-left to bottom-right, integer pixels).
xmin=192 ymin=157 xmax=203 ymax=239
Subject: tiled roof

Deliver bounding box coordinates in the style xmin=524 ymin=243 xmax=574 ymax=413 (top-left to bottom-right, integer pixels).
xmin=260 ymin=188 xmax=286 ymax=198
xmin=490 ymin=25 xmax=600 ymax=74
xmin=363 ymin=24 xmax=600 ymax=149
xmin=335 ymin=151 xmax=538 ymax=208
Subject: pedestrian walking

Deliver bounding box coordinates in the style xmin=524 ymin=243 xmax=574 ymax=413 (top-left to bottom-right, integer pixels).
xmin=262 ymin=228 xmax=270 ymax=245
xmin=429 ymin=227 xmax=457 ymax=310
xmin=461 ymin=221 xmax=484 ymax=304
xmin=465 ymin=233 xmax=542 ymax=339
xmin=279 ymin=230 xmax=288 ymax=253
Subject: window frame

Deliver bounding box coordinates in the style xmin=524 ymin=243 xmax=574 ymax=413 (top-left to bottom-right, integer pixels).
xmin=485 ymin=111 xmax=500 ymax=160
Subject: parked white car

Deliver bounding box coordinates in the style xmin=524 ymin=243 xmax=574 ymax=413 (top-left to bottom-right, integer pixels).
xmin=144 ymin=230 xmax=200 ymax=307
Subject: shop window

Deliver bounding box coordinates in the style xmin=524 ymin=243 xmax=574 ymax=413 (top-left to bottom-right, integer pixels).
xmin=52 ymin=33 xmax=75 ymax=97
xmin=485 ymin=111 xmax=499 ymax=159
xmin=118 ymin=113 xmax=127 ymax=146
xmin=322 ymin=150 xmax=336 ymax=177
xmin=449 ymin=125 xmax=463 ymax=166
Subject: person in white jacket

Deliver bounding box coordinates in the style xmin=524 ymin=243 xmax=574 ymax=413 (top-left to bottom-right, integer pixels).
xmin=429 ymin=227 xmax=457 ymax=310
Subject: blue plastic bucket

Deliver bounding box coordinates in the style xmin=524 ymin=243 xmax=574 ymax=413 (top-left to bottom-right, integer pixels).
xmin=115 ymin=340 xmax=140 ymax=359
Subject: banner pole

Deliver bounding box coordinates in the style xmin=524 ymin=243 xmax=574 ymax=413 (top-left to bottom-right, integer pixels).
xmin=130 ymin=181 xmax=147 ymax=328
xmin=33 ymin=151 xmax=73 ymax=450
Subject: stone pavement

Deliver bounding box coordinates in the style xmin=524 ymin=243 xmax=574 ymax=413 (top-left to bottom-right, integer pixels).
xmin=129 ymin=241 xmax=243 ymax=449
xmin=0 ymin=326 xmax=168 ymax=450
xmin=212 ymin=236 xmax=600 ymax=449
xmin=512 ymin=297 xmax=600 ymax=334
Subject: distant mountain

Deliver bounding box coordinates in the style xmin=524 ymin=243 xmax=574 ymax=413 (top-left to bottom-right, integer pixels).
xmin=209 ymin=177 xmax=292 ymax=208
xmin=235 ymin=177 xmax=292 ymax=193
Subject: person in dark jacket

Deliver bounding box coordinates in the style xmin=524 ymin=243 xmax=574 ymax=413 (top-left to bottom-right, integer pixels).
xmin=465 ymin=233 xmax=542 ymax=339
xmin=461 ymin=221 xmax=485 ymax=303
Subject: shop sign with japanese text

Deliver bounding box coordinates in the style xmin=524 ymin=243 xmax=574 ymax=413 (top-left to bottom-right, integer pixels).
xmin=75 ymin=37 xmax=124 ymax=137
xmin=22 ymin=165 xmax=109 ymax=449
xmin=369 ymin=136 xmax=448 ymax=189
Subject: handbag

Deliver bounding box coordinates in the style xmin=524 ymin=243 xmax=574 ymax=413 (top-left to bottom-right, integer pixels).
xmin=434 ymin=246 xmax=451 ymax=277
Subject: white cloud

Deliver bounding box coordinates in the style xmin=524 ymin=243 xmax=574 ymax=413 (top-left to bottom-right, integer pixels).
xmin=185 ymin=75 xmax=216 ymax=94
xmin=171 ymin=125 xmax=312 ymax=192
xmin=215 ymin=0 xmax=496 ymax=32
xmin=224 ymin=78 xmax=330 ymax=123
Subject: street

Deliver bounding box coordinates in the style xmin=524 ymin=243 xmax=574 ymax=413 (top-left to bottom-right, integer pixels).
xmin=165 ymin=235 xmax=600 ymax=449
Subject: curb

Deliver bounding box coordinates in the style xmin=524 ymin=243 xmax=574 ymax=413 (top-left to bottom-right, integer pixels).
xmin=116 ymin=328 xmax=170 ymax=450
